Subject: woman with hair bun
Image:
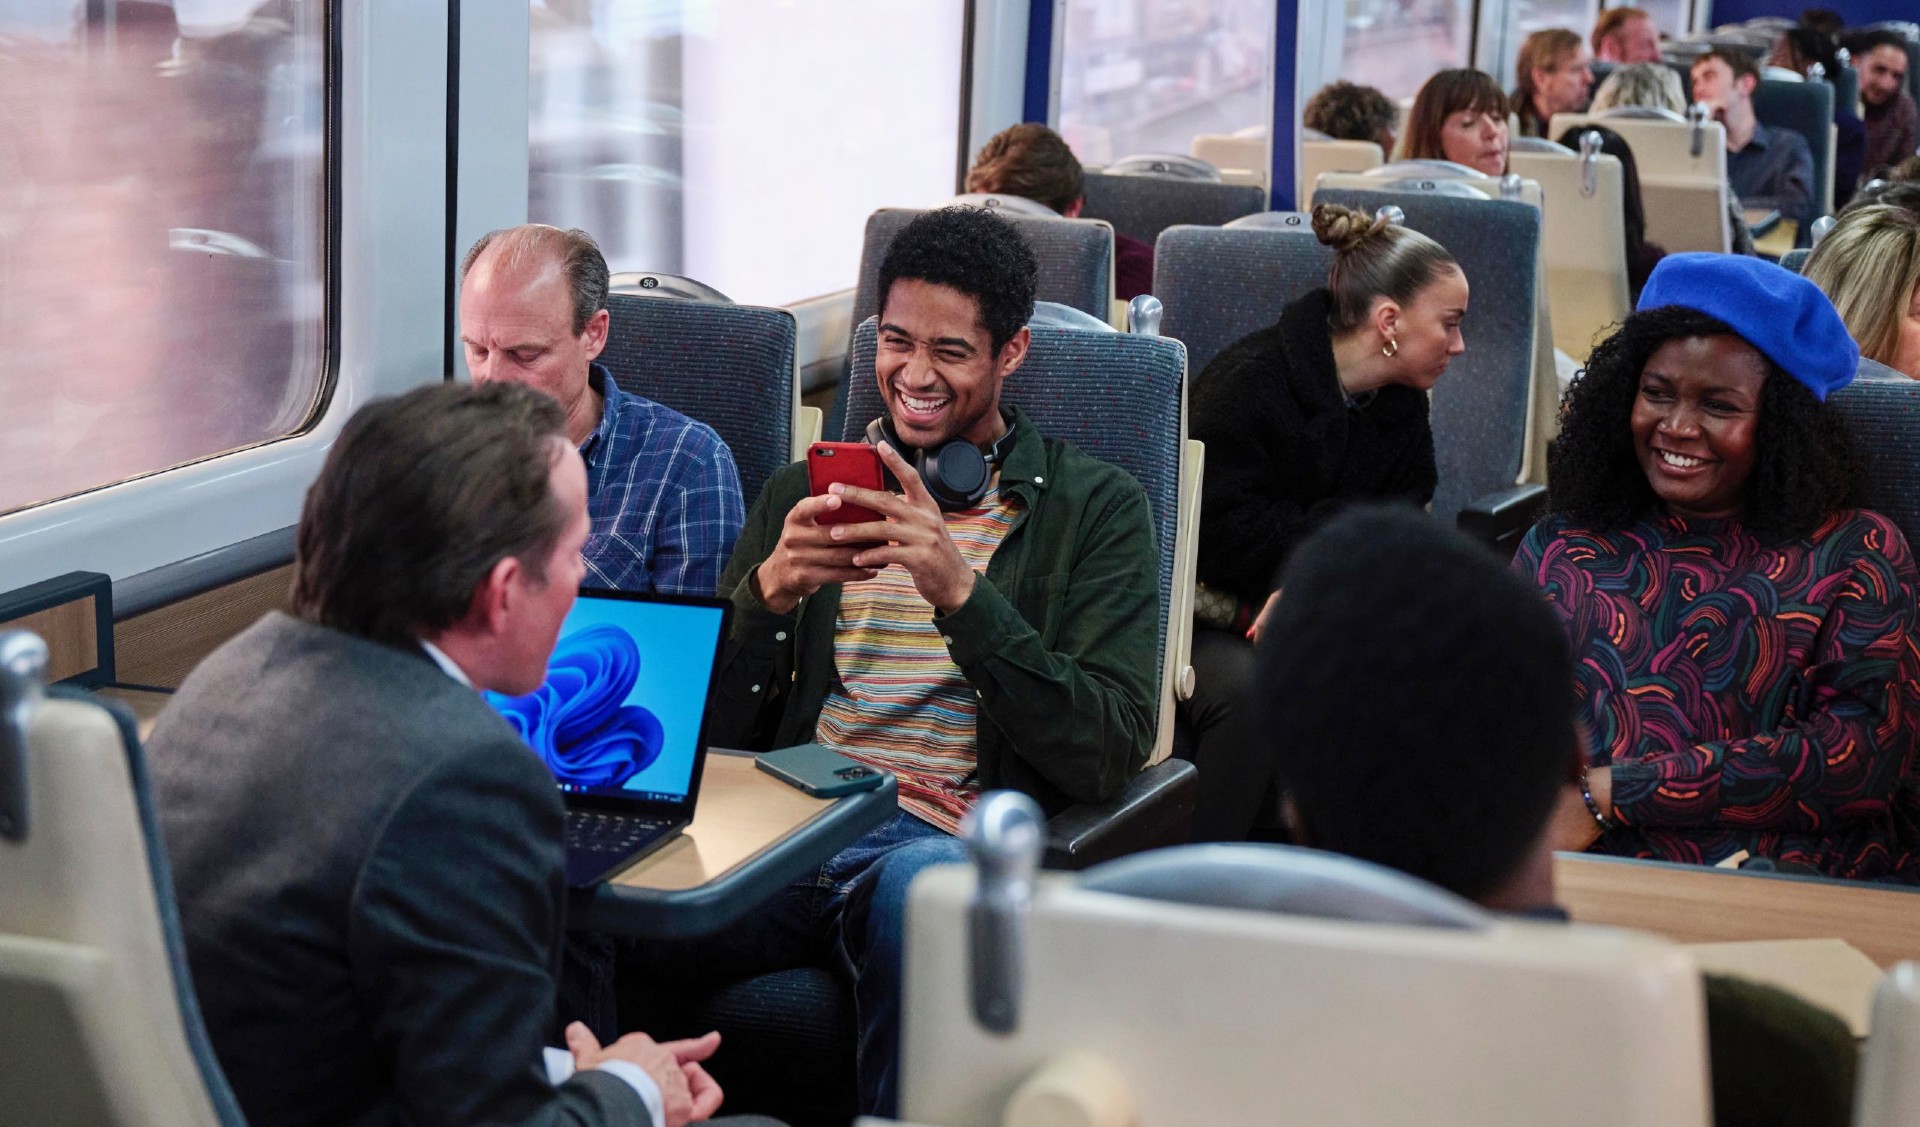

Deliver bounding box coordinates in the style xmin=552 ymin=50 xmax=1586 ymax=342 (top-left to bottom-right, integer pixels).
xmin=1181 ymin=202 xmax=1469 ymax=841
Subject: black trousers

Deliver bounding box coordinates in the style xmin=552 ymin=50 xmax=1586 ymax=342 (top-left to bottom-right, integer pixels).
xmin=1176 ymin=625 xmax=1280 ymax=842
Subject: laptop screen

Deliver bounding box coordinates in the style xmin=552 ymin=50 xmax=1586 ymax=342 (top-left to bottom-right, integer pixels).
xmin=484 ymin=589 xmax=728 ymax=807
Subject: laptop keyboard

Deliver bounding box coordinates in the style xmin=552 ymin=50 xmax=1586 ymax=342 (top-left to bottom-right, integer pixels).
xmin=566 ymin=810 xmax=675 ymax=855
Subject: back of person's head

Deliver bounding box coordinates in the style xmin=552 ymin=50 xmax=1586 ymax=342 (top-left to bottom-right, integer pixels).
xmin=1800 ymin=9 xmax=1845 ymax=39
xmin=1311 ymin=203 xmax=1458 ymax=335
xmin=1696 ymin=45 xmax=1762 ymax=89
xmin=965 ymin=123 xmax=1085 ymax=216
xmin=1515 ymin=28 xmax=1586 ymax=106
xmin=1303 ymin=80 xmax=1398 ymax=146
xmin=1402 ymin=69 xmax=1509 ymax=162
xmin=460 ymin=224 xmax=609 ymax=335
xmin=878 ymin=206 xmax=1038 ymax=353
xmin=293 ymin=382 xmax=571 ymax=649
xmin=1893 ymin=155 xmax=1920 ymax=184
xmin=1776 ymin=26 xmax=1841 ymax=79
xmin=1591 ymin=7 xmax=1651 ymax=54
xmin=1590 ymin=60 xmax=1686 ymax=113
xmin=1804 ymin=204 xmax=1920 ymax=372
xmin=1254 ymin=505 xmax=1577 ymax=902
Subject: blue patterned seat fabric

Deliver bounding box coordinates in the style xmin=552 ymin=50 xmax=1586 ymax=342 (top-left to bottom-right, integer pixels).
xmin=1313 ymin=188 xmax=1540 ymax=524
xmin=600 ymin=292 xmax=796 ymax=507
xmin=844 ymin=317 xmax=1183 ymax=701
xmin=1080 ymin=172 xmax=1267 ymax=246
xmin=1154 ymin=223 xmax=1332 ymax=379
xmin=1829 ymin=364 xmax=1920 ymax=555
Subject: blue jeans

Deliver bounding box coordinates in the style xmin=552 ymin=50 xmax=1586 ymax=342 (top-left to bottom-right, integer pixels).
xmin=605 ymin=812 xmax=969 ymax=1118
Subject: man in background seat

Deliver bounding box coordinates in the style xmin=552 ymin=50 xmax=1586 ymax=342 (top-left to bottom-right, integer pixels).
xmin=460 ymin=225 xmax=744 ymax=595
xmin=149 ymin=383 xmax=753 ymax=1127
xmin=1254 ymin=505 xmax=1858 ymax=1127
xmin=1592 ymin=6 xmax=1662 ymax=64
xmin=1692 ymin=47 xmax=1816 ymax=235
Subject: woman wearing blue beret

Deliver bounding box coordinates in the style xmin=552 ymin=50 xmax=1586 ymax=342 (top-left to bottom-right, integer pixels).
xmin=1516 ymin=253 xmax=1920 ymax=882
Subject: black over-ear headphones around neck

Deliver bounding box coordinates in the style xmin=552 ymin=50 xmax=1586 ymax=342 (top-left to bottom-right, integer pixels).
xmin=864 ymin=413 xmax=1015 ymax=512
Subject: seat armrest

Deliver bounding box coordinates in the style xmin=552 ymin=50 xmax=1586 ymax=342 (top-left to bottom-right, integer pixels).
xmin=1043 ymin=758 xmax=1197 ymax=871
xmin=1456 ymin=484 xmax=1548 ymax=556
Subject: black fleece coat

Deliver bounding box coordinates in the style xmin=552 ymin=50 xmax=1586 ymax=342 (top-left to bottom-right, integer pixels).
xmin=1192 ymin=288 xmax=1438 ymax=606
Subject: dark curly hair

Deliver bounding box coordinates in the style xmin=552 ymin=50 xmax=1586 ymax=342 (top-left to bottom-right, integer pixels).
xmin=1547 ymin=307 xmax=1863 ymax=542
xmin=877 ymin=206 xmax=1038 ymax=353
xmin=1303 ymin=80 xmax=1397 ymax=146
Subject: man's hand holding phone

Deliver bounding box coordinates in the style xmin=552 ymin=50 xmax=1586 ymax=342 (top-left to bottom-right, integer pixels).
xmin=825 ymin=442 xmax=978 ymax=614
xmin=752 ymin=488 xmax=882 ymax=614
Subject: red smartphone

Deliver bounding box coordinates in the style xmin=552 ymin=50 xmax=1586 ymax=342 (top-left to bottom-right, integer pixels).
xmin=807 ymin=442 xmax=888 ymax=526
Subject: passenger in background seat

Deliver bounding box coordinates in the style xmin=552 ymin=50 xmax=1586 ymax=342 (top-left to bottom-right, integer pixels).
xmin=1848 ymin=29 xmax=1917 ymax=182
xmin=643 ymin=207 xmax=1159 ymax=1117
xmin=148 ymin=383 xmax=754 ymax=1127
xmin=1589 ymin=61 xmax=1757 ymax=256
xmin=1257 ymin=504 xmax=1859 ymax=1127
xmin=964 ymin=122 xmax=1154 ymax=300
xmin=460 ymin=225 xmax=744 ymax=595
xmin=1517 ymin=253 xmax=1920 ymax=883
xmin=1402 ymin=69 xmax=1510 ymax=176
xmin=1512 ymin=29 xmax=1594 ymax=138
xmin=1692 ymin=48 xmax=1816 ymax=236
xmin=1804 ymin=203 xmax=1920 ymax=379
xmin=1182 ymin=203 xmax=1464 ymax=841
xmin=1768 ymin=24 xmax=1866 ymax=206
xmin=1591 ymin=6 xmax=1663 ymax=65
xmin=1302 ymin=79 xmax=1399 ymax=155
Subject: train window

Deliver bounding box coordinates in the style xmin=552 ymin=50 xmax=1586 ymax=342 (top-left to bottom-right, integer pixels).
xmin=1057 ymin=0 xmax=1278 ymax=166
xmin=1337 ymin=0 xmax=1477 ymax=101
xmin=528 ymin=0 xmax=966 ymax=307
xmin=0 ymin=2 xmax=330 ymax=518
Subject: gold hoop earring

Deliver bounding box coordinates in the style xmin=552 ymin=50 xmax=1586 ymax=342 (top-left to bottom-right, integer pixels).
xmin=1382 ymin=337 xmax=1399 ymax=358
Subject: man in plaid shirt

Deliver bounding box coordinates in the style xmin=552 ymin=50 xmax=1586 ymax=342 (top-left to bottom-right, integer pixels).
xmin=459 ymin=226 xmax=743 ymax=595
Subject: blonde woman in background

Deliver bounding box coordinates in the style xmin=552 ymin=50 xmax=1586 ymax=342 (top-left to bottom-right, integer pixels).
xmin=1805 ymin=203 xmax=1920 ymax=379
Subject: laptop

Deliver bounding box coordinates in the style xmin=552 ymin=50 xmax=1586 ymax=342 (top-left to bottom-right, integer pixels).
xmin=485 ymin=588 xmax=731 ymax=887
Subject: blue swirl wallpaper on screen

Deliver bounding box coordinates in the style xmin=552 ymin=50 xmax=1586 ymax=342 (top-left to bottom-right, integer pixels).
xmin=487 ymin=598 xmax=722 ymax=800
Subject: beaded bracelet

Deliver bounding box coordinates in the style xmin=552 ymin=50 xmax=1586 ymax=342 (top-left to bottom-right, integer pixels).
xmin=1580 ymin=767 xmax=1615 ymax=832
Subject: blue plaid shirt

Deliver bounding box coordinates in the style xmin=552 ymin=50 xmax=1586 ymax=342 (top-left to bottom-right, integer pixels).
xmin=579 ymin=363 xmax=744 ymax=595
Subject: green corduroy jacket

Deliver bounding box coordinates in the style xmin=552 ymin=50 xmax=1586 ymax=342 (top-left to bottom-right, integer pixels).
xmin=703 ymin=405 xmax=1161 ymax=816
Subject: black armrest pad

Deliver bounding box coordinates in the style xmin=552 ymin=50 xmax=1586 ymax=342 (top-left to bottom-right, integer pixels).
xmin=1456 ymin=484 xmax=1548 ymax=555
xmin=1044 ymin=758 xmax=1197 ymax=871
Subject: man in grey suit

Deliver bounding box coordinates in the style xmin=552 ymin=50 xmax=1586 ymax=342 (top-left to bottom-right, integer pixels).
xmin=148 ymin=383 xmax=735 ymax=1127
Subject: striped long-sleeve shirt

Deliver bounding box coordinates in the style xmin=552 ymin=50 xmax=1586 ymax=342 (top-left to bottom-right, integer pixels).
xmin=579 ymin=363 xmax=744 ymax=596
xmin=814 ymin=483 xmax=1023 ymax=832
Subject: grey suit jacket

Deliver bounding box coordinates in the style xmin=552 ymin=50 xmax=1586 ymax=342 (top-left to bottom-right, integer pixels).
xmin=149 ymin=612 xmax=650 ymax=1127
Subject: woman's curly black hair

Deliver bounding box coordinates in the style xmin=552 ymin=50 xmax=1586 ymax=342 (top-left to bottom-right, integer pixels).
xmin=1547 ymin=306 xmax=1864 ymax=542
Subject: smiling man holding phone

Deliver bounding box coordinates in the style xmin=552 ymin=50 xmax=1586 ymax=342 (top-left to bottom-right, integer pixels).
xmin=643 ymin=206 xmax=1160 ymax=1117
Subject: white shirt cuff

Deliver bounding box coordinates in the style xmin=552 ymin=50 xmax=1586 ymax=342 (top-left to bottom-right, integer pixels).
xmin=543 ymin=1048 xmax=666 ymax=1127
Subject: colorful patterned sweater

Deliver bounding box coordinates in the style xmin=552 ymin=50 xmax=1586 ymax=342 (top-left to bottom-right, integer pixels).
xmin=1515 ymin=510 xmax=1920 ymax=883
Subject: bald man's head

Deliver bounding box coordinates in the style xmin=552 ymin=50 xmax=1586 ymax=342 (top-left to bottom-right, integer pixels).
xmin=457 ymin=225 xmax=611 ymax=439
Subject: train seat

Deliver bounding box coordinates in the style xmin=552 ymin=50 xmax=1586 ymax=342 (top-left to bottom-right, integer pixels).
xmin=1753 ymin=77 xmax=1837 ymax=219
xmin=600 ymin=290 xmax=806 ymax=504
xmin=1155 ymin=218 xmax=1330 ymax=381
xmin=1549 ymin=112 xmax=1732 ymax=254
xmin=1078 ymin=170 xmax=1266 ymax=250
xmin=0 ymin=632 xmax=245 ymax=1126
xmin=1312 ymin=181 xmax=1556 ymax=521
xmin=1296 ymin=139 xmax=1384 ymax=207
xmin=1827 ymin=366 xmax=1920 ymax=555
xmin=1856 ymin=963 xmax=1920 ymax=1127
xmin=1187 ymin=132 xmax=1265 ymax=184
xmin=1509 ymin=133 xmax=1633 ymax=362
xmin=888 ymin=840 xmax=1712 ymax=1127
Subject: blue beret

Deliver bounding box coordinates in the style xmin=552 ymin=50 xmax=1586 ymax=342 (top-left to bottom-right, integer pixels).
xmin=1635 ymin=253 xmax=1859 ymax=401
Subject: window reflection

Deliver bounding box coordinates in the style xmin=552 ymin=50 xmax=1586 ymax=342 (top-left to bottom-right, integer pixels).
xmin=1338 ymin=0 xmax=1475 ymax=101
xmin=529 ymin=0 xmax=965 ymax=307
xmin=1058 ymin=0 xmax=1277 ymax=166
xmin=0 ymin=0 xmax=328 ymax=517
